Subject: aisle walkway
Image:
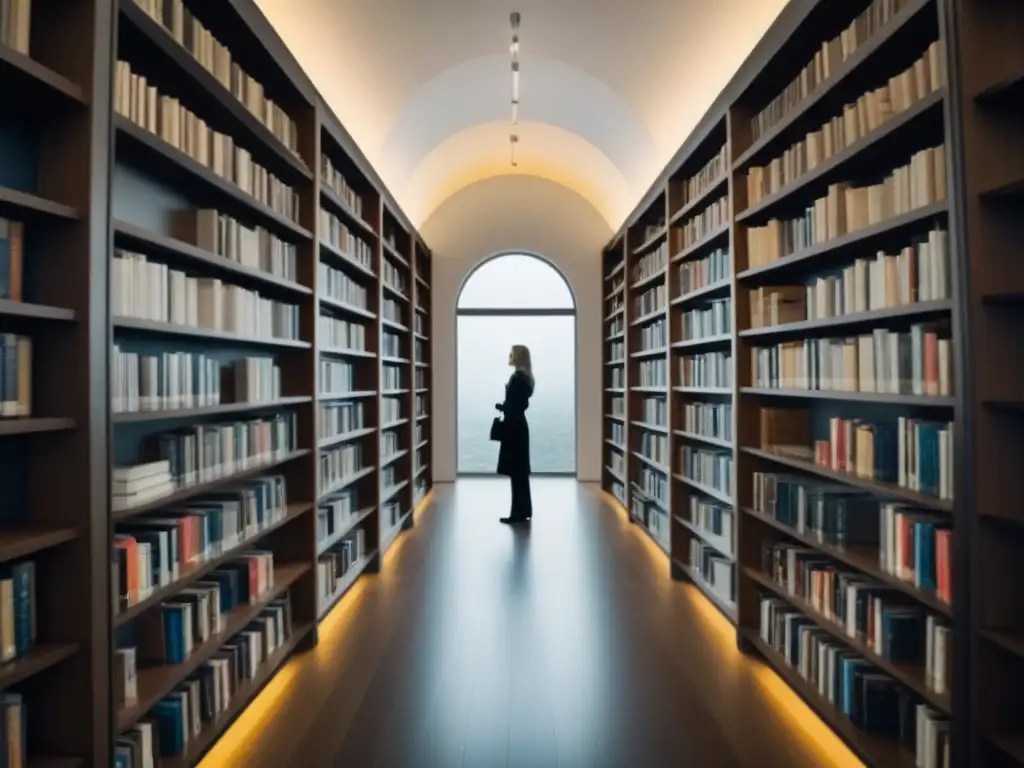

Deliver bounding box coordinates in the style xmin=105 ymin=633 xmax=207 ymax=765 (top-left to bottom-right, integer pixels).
xmin=200 ymin=479 xmax=863 ymax=768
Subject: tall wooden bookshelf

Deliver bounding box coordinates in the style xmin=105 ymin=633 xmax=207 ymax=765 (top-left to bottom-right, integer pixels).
xmin=601 ymin=0 xmax=994 ymax=764
xmin=0 ymin=0 xmax=433 ymax=763
xmin=412 ymin=238 xmax=433 ymax=505
xmin=946 ymin=1 xmax=1024 ymax=764
xmin=602 ymin=236 xmax=627 ymax=506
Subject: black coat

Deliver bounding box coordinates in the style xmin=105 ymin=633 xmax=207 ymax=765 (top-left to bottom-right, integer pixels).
xmin=496 ymin=370 xmax=533 ymax=477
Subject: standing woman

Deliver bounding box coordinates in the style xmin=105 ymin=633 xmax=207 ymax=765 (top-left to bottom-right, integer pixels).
xmin=495 ymin=344 xmax=535 ymax=524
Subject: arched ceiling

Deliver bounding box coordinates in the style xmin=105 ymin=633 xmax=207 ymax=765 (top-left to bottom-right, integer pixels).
xmin=255 ymin=0 xmax=789 ymax=231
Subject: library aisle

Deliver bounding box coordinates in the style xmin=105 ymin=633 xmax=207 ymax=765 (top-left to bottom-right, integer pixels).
xmin=199 ymin=478 xmax=863 ymax=767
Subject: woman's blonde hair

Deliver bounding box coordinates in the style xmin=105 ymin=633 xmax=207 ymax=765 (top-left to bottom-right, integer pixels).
xmin=511 ymin=345 xmax=534 ymax=385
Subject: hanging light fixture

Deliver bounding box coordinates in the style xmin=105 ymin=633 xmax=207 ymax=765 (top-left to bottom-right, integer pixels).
xmin=509 ymin=12 xmax=520 ymax=166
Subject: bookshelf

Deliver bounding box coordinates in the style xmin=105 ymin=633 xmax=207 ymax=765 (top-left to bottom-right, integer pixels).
xmin=0 ymin=0 xmax=436 ymax=763
xmin=0 ymin=0 xmax=115 ymax=764
xmin=602 ymin=236 xmax=627 ymax=506
xmin=603 ymin=0 xmax=977 ymax=764
xmin=413 ymin=238 xmax=433 ymax=506
xmin=947 ymin=1 xmax=1024 ymax=765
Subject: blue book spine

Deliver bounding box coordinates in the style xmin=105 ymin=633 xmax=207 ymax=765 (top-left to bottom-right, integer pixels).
xmin=11 ymin=563 xmax=32 ymax=656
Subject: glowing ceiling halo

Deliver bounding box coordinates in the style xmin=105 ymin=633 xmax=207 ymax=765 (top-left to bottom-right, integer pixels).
xmin=402 ymin=121 xmax=630 ymax=229
xmin=377 ymin=53 xmax=657 ymax=206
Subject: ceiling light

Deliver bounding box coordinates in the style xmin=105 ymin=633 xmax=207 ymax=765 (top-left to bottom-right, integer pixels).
xmin=509 ymin=12 xmax=520 ymax=167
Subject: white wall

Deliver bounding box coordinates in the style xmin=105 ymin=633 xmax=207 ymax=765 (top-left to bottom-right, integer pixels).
xmin=420 ymin=175 xmax=612 ymax=483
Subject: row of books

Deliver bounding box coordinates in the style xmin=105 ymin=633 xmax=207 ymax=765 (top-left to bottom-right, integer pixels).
xmin=749 ymin=0 xmax=915 ymax=140
xmin=680 ymin=446 xmax=733 ymax=497
xmin=608 ymin=340 xmax=625 ymax=363
xmin=382 ymin=397 xmax=403 ymax=424
xmin=111 ymin=414 xmax=298 ymax=511
xmin=320 ymin=260 xmax=371 ymax=310
xmin=381 ymin=430 xmax=401 ymax=457
xmin=691 ymin=538 xmax=735 ymax=604
xmin=757 ymin=595 xmax=949 ymax=767
xmin=114 ymin=593 xmax=294 ymax=765
xmin=609 ymin=422 xmax=624 ymax=445
xmin=112 ymin=250 xmax=301 ymax=341
xmin=639 ymin=432 xmax=669 ymax=467
xmin=676 ymin=144 xmax=728 ymax=210
xmin=747 ymin=40 xmax=946 ymax=205
xmin=111 ymin=351 xmax=285 ymax=414
xmin=318 ymin=529 xmax=366 ymax=613
xmin=0 ymin=334 xmax=30 ymax=418
xmin=632 ymin=497 xmax=670 ymax=551
xmin=113 ymin=61 xmax=299 ymax=223
xmin=634 ymin=284 xmax=666 ymax=319
xmin=320 ymin=360 xmax=355 ymax=395
xmin=321 ymin=210 xmax=373 ymax=271
xmin=187 ymin=209 xmax=298 ymax=284
xmin=636 ymin=468 xmax=668 ymax=507
xmin=678 ymin=247 xmax=730 ymax=298
xmin=681 ymin=298 xmax=731 ymax=341
xmin=763 ymin=540 xmax=949 ymax=693
xmin=682 ymin=401 xmax=732 ymax=441
xmin=317 ymin=489 xmax=363 ymax=548
xmin=0 ymin=560 xmax=35 ymax=663
xmin=319 ymin=442 xmax=364 ymax=496
xmin=679 ymin=351 xmax=732 ymax=389
xmin=637 ymin=358 xmax=668 ymax=388
xmin=320 ymin=315 xmax=368 ymax=352
xmin=689 ymin=497 xmax=735 ymax=558
xmin=321 ymin=154 xmax=364 ymax=217
xmin=383 ymin=298 xmax=405 ymax=327
xmin=382 ymin=331 xmax=403 ymax=359
xmin=750 ymin=323 xmax=954 ymax=397
xmin=319 ymin=402 xmax=365 ymax=441
xmin=633 ymin=243 xmax=668 ymax=283
xmin=112 ymin=476 xmax=288 ymax=612
xmin=747 ymin=144 xmax=947 ymax=270
xmin=639 ymin=396 xmax=666 ymax=426
xmin=129 ymin=0 xmax=301 ymax=156
xmin=382 ymin=261 xmax=408 ymax=297
xmin=674 ymin=196 xmax=729 ymax=254
xmin=382 ymin=365 xmax=403 ymax=391
xmin=637 ymin=318 xmax=667 ymax=351
xmin=748 ymin=228 xmax=951 ymax=329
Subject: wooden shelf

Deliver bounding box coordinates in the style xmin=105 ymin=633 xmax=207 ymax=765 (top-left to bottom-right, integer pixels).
xmin=111 ymin=397 xmax=311 ymax=424
xmin=0 ymin=644 xmax=79 ymax=688
xmin=0 ymin=418 xmax=76 ymax=436
xmin=113 ymin=220 xmax=312 ymax=297
xmin=743 ymin=446 xmax=953 ymax=513
xmin=112 ymin=315 xmax=312 ymax=349
xmin=746 ymin=567 xmax=950 ymax=711
xmin=0 ymin=526 xmax=78 ymax=562
xmin=118 ymin=0 xmax=312 ymax=182
xmin=116 ymin=562 xmax=311 ymax=733
xmin=317 ymin=507 xmax=376 ymax=557
xmin=318 ymin=551 xmax=376 ymax=620
xmin=741 ymin=387 xmax=955 ymax=408
xmin=745 ymin=508 xmax=952 ymax=616
xmin=319 ymin=187 xmax=378 ymax=239
xmin=112 ymin=449 xmax=311 ymax=520
xmin=0 ymin=185 xmax=78 ymax=221
xmin=319 ymin=240 xmax=377 ymax=280
xmin=0 ymin=299 xmax=75 ymax=322
xmin=673 ymin=558 xmax=737 ymax=624
xmin=318 ymin=426 xmax=376 ymax=450
xmin=114 ymin=503 xmax=313 ymax=627
xmin=738 ymin=300 xmax=953 ymax=339
xmin=113 ymin=116 xmax=312 ymax=240
xmin=743 ymin=630 xmax=915 ymax=768
xmin=0 ymin=43 xmax=85 ymax=107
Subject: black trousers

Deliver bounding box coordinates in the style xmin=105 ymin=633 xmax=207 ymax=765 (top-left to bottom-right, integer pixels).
xmin=509 ymin=472 xmax=533 ymax=520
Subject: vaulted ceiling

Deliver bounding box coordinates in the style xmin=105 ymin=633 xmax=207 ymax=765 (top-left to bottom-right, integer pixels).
xmin=255 ymin=0 xmax=789 ymax=231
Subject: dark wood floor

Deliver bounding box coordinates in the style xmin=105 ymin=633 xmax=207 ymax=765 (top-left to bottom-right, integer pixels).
xmin=199 ymin=478 xmax=864 ymax=768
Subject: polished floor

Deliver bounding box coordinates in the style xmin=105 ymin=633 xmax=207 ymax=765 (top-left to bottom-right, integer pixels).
xmin=199 ymin=478 xmax=864 ymax=768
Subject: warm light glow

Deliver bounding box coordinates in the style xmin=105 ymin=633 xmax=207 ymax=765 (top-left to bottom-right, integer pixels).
xmin=598 ymin=490 xmax=864 ymax=768
xmin=409 ymin=121 xmax=630 ymax=228
xmin=198 ymin=492 xmax=435 ymax=768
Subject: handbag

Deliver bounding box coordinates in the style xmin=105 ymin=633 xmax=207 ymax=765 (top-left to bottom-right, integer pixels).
xmin=490 ymin=416 xmax=505 ymax=442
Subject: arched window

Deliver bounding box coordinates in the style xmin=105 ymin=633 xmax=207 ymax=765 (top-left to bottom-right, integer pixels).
xmin=456 ymin=254 xmax=577 ymax=475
